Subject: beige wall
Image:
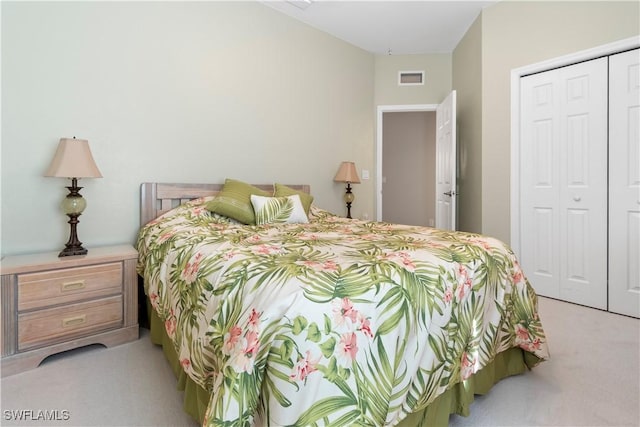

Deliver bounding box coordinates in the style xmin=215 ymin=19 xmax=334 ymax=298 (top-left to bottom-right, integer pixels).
xmin=1 ymin=1 xmax=374 ymax=256
xmin=382 ymin=111 xmax=436 ymax=226
xmin=374 ymin=54 xmax=452 ymax=106
xmin=479 ymin=0 xmax=640 ymax=243
xmin=452 ymin=15 xmax=483 ymax=234
xmin=4 ymin=1 xmax=636 ymax=256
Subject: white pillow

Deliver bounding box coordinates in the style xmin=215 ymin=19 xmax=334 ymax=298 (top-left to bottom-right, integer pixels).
xmin=250 ymin=194 xmax=309 ymax=225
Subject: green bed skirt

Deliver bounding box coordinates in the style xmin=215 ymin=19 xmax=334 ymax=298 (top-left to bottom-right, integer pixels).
xmin=148 ymin=301 xmax=540 ymax=426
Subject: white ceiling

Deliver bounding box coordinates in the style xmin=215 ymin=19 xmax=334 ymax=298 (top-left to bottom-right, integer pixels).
xmin=261 ymin=0 xmax=498 ymax=54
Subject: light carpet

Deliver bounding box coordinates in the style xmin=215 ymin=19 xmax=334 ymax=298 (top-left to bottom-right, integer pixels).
xmin=1 ymin=297 xmax=638 ymax=426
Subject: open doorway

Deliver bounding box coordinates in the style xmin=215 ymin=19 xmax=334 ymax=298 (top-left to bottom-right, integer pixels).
xmin=381 ymin=110 xmax=436 ymax=227
xmin=376 ymin=104 xmax=437 ymax=223
xmin=377 ymin=93 xmax=457 ymax=229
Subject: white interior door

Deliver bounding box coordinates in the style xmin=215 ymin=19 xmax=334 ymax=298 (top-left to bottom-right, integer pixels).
xmin=435 ymin=90 xmax=456 ymax=230
xmin=609 ymin=48 xmax=640 ymax=318
xmin=520 ymin=58 xmax=608 ymax=309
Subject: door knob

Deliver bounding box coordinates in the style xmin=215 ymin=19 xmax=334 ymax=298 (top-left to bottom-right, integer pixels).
xmin=573 ymin=196 xmax=581 ymax=202
xmin=444 ymin=191 xmax=454 ymax=197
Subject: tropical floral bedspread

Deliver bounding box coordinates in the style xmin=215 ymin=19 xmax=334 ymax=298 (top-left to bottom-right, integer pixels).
xmin=136 ymin=198 xmax=549 ymax=427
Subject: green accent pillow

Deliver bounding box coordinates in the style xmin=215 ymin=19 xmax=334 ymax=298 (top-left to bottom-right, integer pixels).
xmin=250 ymin=194 xmax=309 ymax=225
xmin=205 ymin=179 xmax=270 ymax=224
xmin=273 ymin=183 xmax=314 ymax=215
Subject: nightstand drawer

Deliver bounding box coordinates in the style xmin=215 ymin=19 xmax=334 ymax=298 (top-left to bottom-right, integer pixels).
xmin=18 ymin=295 xmax=123 ymax=351
xmin=18 ymin=262 xmax=122 ymax=311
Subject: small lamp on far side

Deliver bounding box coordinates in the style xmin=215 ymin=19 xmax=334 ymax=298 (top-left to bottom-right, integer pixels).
xmin=44 ymin=137 xmax=102 ymax=257
xmin=333 ymin=161 xmax=361 ymax=219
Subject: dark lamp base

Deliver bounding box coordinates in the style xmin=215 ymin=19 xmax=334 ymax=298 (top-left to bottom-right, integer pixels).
xmin=344 ymin=182 xmax=354 ymax=219
xmin=59 ymin=246 xmax=88 ymax=257
xmin=59 ymin=178 xmax=88 ymax=258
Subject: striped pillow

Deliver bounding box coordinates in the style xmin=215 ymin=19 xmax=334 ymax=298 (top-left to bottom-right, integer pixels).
xmin=205 ymin=179 xmax=270 ymax=224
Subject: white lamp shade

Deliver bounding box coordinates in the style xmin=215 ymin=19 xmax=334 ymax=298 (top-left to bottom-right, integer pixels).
xmin=44 ymin=138 xmax=102 ymax=178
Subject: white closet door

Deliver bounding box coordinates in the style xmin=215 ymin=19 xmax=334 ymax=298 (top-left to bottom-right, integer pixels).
xmin=609 ymin=48 xmax=640 ymax=318
xmin=520 ymin=70 xmax=560 ymax=299
xmin=520 ymin=58 xmax=608 ymax=309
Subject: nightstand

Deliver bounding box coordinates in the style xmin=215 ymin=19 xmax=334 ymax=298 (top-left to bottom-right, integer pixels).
xmin=1 ymin=244 xmax=139 ymax=376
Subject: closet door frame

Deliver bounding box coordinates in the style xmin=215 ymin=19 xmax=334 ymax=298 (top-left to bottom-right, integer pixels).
xmin=510 ymin=36 xmax=640 ymax=259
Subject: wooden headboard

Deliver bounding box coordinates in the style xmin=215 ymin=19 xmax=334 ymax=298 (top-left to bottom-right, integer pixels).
xmin=140 ymin=182 xmax=311 ymax=227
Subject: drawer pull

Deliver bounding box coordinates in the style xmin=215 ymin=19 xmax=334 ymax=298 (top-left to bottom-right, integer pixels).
xmin=61 ymin=280 xmax=86 ymax=292
xmin=62 ymin=314 xmax=87 ymax=328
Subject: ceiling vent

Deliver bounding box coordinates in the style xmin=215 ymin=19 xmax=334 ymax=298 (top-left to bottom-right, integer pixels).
xmin=287 ymin=0 xmax=314 ymax=10
xmin=398 ymin=71 xmax=425 ymax=86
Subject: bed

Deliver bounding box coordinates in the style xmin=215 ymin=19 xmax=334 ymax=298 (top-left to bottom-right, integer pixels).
xmin=136 ymin=181 xmax=549 ymax=427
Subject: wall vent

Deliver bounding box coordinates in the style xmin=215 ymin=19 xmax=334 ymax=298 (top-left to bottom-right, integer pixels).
xmin=287 ymin=0 xmax=314 ymax=10
xmin=398 ymin=71 xmax=425 ymax=86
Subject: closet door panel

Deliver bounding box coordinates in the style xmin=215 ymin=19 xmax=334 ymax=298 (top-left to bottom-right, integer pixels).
xmin=557 ymin=58 xmax=608 ymax=309
xmin=520 ymin=73 xmax=561 ymax=299
xmin=533 ymin=207 xmax=555 ymax=278
xmin=609 ymin=48 xmax=640 ymax=318
xmin=520 ymin=58 xmax=607 ymax=309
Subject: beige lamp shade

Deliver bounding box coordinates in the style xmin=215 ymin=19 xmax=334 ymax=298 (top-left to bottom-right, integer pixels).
xmin=333 ymin=161 xmax=361 ymax=184
xmin=44 ymin=138 xmax=103 ymax=178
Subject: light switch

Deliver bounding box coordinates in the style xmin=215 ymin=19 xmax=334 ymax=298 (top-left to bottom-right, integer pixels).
xmin=362 ymin=169 xmax=370 ymax=180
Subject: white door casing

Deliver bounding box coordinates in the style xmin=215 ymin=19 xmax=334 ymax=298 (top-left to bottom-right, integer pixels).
xmin=519 ymin=58 xmax=608 ymax=309
xmin=609 ymin=48 xmax=640 ymax=318
xmin=435 ymin=90 xmax=457 ymax=230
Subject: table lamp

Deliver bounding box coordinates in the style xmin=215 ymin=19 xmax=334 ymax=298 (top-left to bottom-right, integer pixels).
xmin=333 ymin=161 xmax=361 ymax=219
xmin=44 ymin=137 xmax=102 ymax=257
